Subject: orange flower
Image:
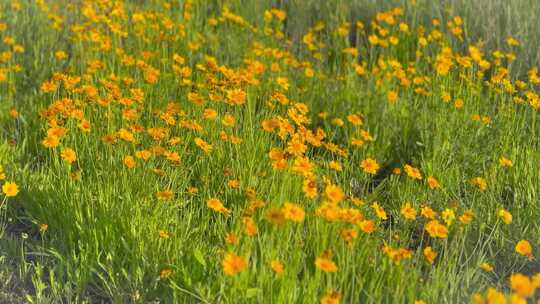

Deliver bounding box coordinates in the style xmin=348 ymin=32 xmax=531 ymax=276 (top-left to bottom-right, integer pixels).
xmin=222 ymin=252 xmax=247 ymax=276
xmin=425 ymin=220 xmax=448 ymax=238
xmin=78 ymin=119 xmax=91 ymax=132
xmin=194 ymin=137 xmax=213 ymax=154
xmin=159 ymin=268 xmax=172 ymax=279
xmin=315 ymin=257 xmax=338 ymax=273
xmin=225 ymin=232 xmax=238 ymax=245
xmin=157 ymin=190 xmax=173 ymax=200
xmin=282 ymin=202 xmax=305 ymax=222
xmin=383 ymin=244 xmax=412 ymax=265
xmin=325 ymin=184 xmax=344 ymax=203
xmin=320 ymin=290 xmax=341 ymax=304
xmin=271 ymin=260 xmax=284 ymax=274
xmin=123 ymin=155 xmax=136 ymax=169
xmin=427 ymin=176 xmax=440 ymax=189
xmin=207 ymin=198 xmax=231 ymax=215
xmin=358 ymin=220 xmax=375 ymax=234
xmin=387 ymin=90 xmax=398 ymax=103
xmin=421 ymin=206 xmax=437 ymax=219
xmin=510 ymin=273 xmax=534 ymax=297
xmin=515 ymin=240 xmax=533 ymax=260
xmin=404 ymin=164 xmax=422 ymax=180
xmin=203 ymin=108 xmax=218 ymax=120
xmin=340 ymin=228 xmax=358 ymax=244
xmin=242 ymin=217 xmax=258 ymax=236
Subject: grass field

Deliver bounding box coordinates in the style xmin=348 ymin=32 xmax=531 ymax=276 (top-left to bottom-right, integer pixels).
xmin=1 ymin=0 xmax=540 ymax=303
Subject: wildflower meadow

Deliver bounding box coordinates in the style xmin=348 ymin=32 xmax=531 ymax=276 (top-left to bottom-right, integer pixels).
xmin=1 ymin=0 xmax=540 ymax=303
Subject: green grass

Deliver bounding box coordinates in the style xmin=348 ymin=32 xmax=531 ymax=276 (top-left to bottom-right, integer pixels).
xmin=1 ymin=0 xmax=539 ymax=303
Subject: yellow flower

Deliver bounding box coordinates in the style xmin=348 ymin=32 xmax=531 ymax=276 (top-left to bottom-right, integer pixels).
xmin=328 ymin=161 xmax=342 ymax=172
xmin=60 ymin=148 xmax=77 ymax=164
xmin=55 ymin=50 xmax=67 ymax=60
xmin=222 ymin=252 xmax=247 ymax=276
xmin=404 ymin=164 xmax=422 ymax=180
xmin=454 ymin=98 xmax=464 ymax=109
xmin=499 ymin=157 xmax=513 ymax=167
xmin=158 ymin=230 xmax=170 ymax=239
xmin=42 ymin=135 xmax=60 ymax=148
xmin=347 ymin=114 xmax=363 ymax=125
xmin=480 ymin=262 xmax=493 ymax=272
xmin=400 ymin=201 xmax=417 ymax=220
xmin=226 ymin=89 xmax=247 ymax=105
xmin=371 ymin=201 xmax=387 ymax=220
xmin=497 ymin=208 xmax=512 ymax=224
xmin=194 ymin=137 xmax=213 ymax=154
xmin=506 ymin=37 xmax=520 ymax=46
xmin=471 ymin=177 xmax=488 ymax=192
xmin=387 ymin=90 xmax=398 ymax=102
xmin=423 ymin=246 xmax=437 ymax=264
xmin=303 ymin=179 xmax=318 ymax=198
xmin=510 ymin=273 xmax=534 ymax=298
xmin=39 ymin=223 xmax=49 ymax=232
xmin=325 ymin=184 xmax=344 ymax=203
xmin=222 ymin=114 xmax=236 ymax=127
xmin=360 ymin=158 xmax=380 ymax=175
xmin=442 ymin=208 xmax=455 ymax=226
xmin=282 ymin=202 xmax=305 ymax=222
xmin=2 ymin=181 xmax=19 ymax=197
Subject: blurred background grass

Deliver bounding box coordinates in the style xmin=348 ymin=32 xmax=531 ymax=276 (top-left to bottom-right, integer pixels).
xmin=232 ymin=0 xmax=539 ymax=75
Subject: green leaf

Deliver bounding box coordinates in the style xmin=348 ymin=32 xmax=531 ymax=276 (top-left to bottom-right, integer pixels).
xmin=193 ymin=248 xmax=206 ymax=268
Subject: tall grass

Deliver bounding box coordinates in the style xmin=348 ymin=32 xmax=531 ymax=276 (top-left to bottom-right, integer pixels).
xmin=0 ymin=0 xmax=539 ymax=303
